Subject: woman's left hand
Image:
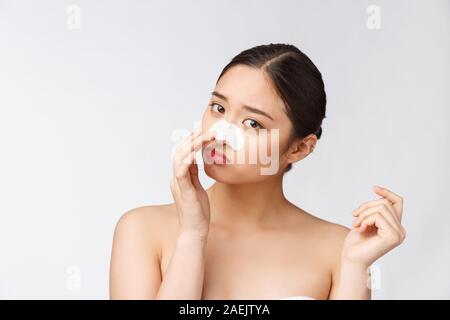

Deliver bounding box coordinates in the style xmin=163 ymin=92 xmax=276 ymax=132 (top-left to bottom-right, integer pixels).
xmin=342 ymin=185 xmax=406 ymax=267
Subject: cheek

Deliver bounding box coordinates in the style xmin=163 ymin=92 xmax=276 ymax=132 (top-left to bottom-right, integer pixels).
xmin=275 ymin=129 xmax=292 ymax=155
xmin=248 ymin=129 xmax=291 ymax=162
xmin=235 ymin=129 xmax=283 ymax=164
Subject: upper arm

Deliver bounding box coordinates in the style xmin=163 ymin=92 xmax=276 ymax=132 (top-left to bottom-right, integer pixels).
xmin=109 ymin=206 xmax=163 ymax=299
xmin=326 ymin=224 xmax=351 ymax=300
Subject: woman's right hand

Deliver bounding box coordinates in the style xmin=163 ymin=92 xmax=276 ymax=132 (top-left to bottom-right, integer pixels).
xmin=170 ymin=126 xmax=217 ymax=240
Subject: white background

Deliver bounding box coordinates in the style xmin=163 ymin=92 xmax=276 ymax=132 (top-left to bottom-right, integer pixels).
xmin=0 ymin=0 xmax=449 ymax=299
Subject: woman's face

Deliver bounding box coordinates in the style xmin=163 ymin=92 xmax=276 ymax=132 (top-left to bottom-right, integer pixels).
xmin=201 ymin=64 xmax=296 ymax=184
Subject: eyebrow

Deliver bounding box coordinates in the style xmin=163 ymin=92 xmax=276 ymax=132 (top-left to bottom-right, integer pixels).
xmin=211 ymin=91 xmax=274 ymax=121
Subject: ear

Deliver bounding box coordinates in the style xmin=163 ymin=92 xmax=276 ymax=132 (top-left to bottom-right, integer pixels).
xmin=285 ymin=133 xmax=318 ymax=166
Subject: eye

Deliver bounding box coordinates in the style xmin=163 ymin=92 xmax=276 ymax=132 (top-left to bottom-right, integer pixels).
xmin=243 ymin=119 xmax=264 ymax=129
xmin=210 ymin=103 xmax=225 ymax=114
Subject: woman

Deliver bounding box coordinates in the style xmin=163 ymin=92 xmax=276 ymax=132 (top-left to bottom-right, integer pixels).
xmin=109 ymin=43 xmax=406 ymax=300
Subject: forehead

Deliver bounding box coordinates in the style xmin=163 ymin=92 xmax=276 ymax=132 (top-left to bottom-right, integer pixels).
xmin=215 ymin=64 xmax=287 ymax=120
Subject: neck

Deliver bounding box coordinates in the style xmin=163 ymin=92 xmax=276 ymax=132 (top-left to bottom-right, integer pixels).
xmin=206 ymin=175 xmax=289 ymax=230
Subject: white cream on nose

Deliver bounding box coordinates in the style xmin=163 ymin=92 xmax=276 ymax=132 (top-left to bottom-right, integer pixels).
xmin=208 ymin=119 xmax=244 ymax=151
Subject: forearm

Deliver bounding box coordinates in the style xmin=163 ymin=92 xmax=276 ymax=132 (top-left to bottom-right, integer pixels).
xmin=156 ymin=232 xmax=207 ymax=299
xmin=331 ymin=257 xmax=372 ymax=300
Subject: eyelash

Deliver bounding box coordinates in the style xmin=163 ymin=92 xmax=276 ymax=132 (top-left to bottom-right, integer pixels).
xmin=209 ymin=102 xmax=265 ymax=129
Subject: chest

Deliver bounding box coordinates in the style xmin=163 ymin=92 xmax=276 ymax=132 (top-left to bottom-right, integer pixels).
xmin=161 ymin=229 xmax=332 ymax=299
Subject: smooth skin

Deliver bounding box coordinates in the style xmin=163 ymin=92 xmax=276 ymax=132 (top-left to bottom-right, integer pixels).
xmin=109 ymin=65 xmax=406 ymax=300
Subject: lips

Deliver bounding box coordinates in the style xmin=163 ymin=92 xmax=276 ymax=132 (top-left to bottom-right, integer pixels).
xmin=208 ymin=147 xmax=228 ymax=164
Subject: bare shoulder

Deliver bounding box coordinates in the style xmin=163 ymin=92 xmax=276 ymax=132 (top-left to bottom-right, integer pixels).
xmin=112 ymin=203 xmax=178 ymax=252
xmin=110 ymin=203 xmax=178 ymax=299
xmin=115 ymin=203 xmax=177 ymax=231
xmin=310 ymin=213 xmax=351 ymax=243
xmin=287 ymin=203 xmax=351 ymax=256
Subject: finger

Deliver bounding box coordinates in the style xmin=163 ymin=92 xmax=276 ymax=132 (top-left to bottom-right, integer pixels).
xmin=174 ymin=151 xmax=195 ymax=189
xmin=170 ymin=175 xmax=181 ymax=204
xmin=352 ymin=197 xmax=393 ymax=216
xmin=173 ymin=130 xmax=209 ymax=171
xmin=189 ymin=160 xmax=204 ymax=190
xmin=178 ymin=131 xmax=216 ymax=162
xmin=175 ymin=150 xmax=196 ymax=180
xmin=179 ymin=126 xmax=202 ymax=150
xmin=373 ymin=185 xmax=403 ymax=219
xmin=352 ymin=198 xmax=401 ymax=227
xmin=353 ymin=204 xmax=401 ymax=232
xmin=171 ymin=128 xmax=215 ymax=189
xmin=174 ymin=127 xmax=203 ymax=159
xmin=359 ymin=211 xmax=395 ymax=237
xmin=359 ymin=212 xmax=404 ymax=246
xmin=172 ymin=132 xmax=205 ymax=184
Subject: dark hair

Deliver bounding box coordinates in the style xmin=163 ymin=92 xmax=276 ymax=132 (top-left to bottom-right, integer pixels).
xmin=216 ymin=43 xmax=326 ymax=173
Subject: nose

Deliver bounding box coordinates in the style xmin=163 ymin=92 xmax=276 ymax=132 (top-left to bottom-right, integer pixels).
xmin=208 ymin=119 xmax=244 ymax=151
